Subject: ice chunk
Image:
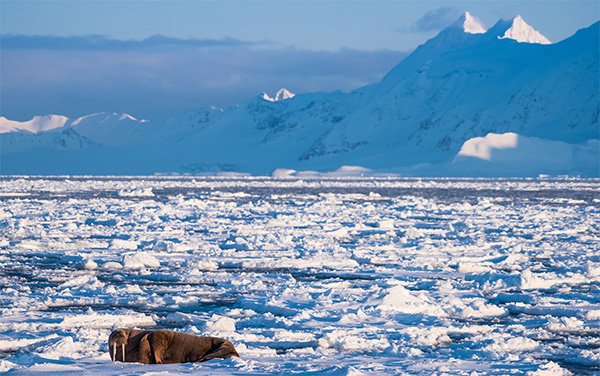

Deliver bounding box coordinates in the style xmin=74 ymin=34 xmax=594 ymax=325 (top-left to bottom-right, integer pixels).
xmin=152 ymin=240 xmax=174 ymax=252
xmin=318 ymin=330 xmax=390 ymax=351
xmin=193 ymin=259 xmax=219 ymax=271
xmin=457 ymin=262 xmax=492 ymax=273
xmin=585 ymin=310 xmax=600 ymax=320
xmin=164 ymin=312 xmax=195 ymax=325
xmin=272 ymin=168 xmax=297 ymax=178
xmin=37 ymin=337 xmax=82 ymax=360
xmin=526 ymin=362 xmax=572 ymax=376
xmin=547 ymin=317 xmax=584 ymax=331
xmin=59 ymin=311 xmax=155 ymax=329
xmin=122 ymin=252 xmax=160 ymax=269
xmin=82 ymin=259 xmax=98 ymax=270
xmin=376 ymin=219 xmax=394 ymax=229
xmin=109 ymin=239 xmax=139 ymax=250
xmin=379 ymin=285 xmax=447 ymax=317
xmin=485 ymin=336 xmax=539 ymax=353
xmin=203 ymin=314 xmax=236 ymax=332
xmin=447 ymin=298 xmax=507 ymax=318
xmin=0 ymin=360 xmax=17 ymax=372
xmin=402 ymin=326 xmax=452 ymax=348
xmin=328 ymin=228 xmax=350 ymax=238
xmin=58 ymin=275 xmax=104 ymax=290
xmin=102 ymin=261 xmax=123 ymax=269
xmin=114 ymin=187 xmax=154 ymax=197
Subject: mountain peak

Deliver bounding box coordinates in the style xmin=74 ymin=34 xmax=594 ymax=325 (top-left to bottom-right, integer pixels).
xmin=490 ymin=15 xmax=551 ymax=44
xmin=0 ymin=114 xmax=69 ymax=134
xmin=458 ymin=12 xmax=486 ymax=34
xmin=453 ymin=12 xmax=486 ymax=34
xmin=262 ymin=88 xmax=295 ymax=102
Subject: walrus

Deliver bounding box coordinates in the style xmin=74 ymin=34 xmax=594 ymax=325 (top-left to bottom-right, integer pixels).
xmin=108 ymin=328 xmax=239 ymax=364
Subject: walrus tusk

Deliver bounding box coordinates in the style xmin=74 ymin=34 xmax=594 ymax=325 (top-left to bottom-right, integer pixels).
xmin=113 ymin=342 xmax=116 ymax=361
xmin=122 ymin=343 xmax=126 ymax=362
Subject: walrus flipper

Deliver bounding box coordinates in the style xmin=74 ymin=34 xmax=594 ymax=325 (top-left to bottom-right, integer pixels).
xmin=138 ymin=333 xmax=153 ymax=364
xmin=149 ymin=330 xmax=173 ymax=364
xmin=199 ymin=340 xmax=239 ymax=362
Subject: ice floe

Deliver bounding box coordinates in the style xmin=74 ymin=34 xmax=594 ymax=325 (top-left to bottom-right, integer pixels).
xmin=0 ymin=176 xmax=598 ymax=375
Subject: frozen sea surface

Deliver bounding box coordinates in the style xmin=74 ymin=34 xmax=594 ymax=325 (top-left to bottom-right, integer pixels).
xmin=0 ymin=177 xmax=599 ymax=375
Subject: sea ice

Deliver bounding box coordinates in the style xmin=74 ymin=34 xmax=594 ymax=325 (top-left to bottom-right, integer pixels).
xmin=0 ymin=176 xmax=598 ymax=375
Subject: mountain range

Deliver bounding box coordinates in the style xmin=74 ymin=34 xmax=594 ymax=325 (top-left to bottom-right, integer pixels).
xmin=1 ymin=13 xmax=598 ymax=177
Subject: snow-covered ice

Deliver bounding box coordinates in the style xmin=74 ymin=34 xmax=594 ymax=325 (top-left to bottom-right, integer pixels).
xmin=0 ymin=176 xmax=599 ymax=375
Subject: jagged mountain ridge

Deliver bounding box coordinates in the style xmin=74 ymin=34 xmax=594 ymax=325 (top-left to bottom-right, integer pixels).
xmin=1 ymin=14 xmax=598 ymax=176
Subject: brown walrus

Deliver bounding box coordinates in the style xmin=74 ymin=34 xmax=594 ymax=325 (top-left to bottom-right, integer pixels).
xmin=108 ymin=328 xmax=239 ymax=364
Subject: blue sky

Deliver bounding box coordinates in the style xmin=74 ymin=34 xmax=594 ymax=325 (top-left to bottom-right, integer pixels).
xmin=1 ymin=0 xmax=598 ymax=121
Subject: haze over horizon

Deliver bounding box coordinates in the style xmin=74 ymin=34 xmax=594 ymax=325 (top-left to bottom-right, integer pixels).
xmin=1 ymin=0 xmax=598 ymax=121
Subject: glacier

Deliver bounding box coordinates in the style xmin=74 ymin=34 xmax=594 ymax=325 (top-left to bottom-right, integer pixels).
xmin=1 ymin=14 xmax=598 ymax=177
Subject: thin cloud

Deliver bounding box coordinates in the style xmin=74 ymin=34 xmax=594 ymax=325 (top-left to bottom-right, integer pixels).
xmin=411 ymin=7 xmax=462 ymax=33
xmin=1 ymin=41 xmax=408 ymax=121
xmin=0 ymin=34 xmax=265 ymax=50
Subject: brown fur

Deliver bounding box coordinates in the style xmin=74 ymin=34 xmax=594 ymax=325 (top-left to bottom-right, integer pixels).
xmin=108 ymin=328 xmax=239 ymax=364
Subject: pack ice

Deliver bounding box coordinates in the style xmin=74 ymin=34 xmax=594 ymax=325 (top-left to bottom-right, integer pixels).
xmin=0 ymin=176 xmax=599 ymax=375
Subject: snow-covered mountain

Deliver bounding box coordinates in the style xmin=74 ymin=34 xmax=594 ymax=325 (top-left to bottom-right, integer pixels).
xmin=262 ymin=88 xmax=296 ymax=102
xmin=492 ymin=15 xmax=552 ymax=44
xmin=1 ymin=14 xmax=598 ymax=176
xmin=0 ymin=115 xmax=69 ymax=134
xmin=455 ymin=12 xmax=486 ymax=34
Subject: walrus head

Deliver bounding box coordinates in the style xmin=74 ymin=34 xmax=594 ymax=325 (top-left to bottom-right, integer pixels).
xmin=108 ymin=328 xmax=130 ymax=362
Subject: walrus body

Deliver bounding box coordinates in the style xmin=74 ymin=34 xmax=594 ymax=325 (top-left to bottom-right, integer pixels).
xmin=108 ymin=328 xmax=239 ymax=364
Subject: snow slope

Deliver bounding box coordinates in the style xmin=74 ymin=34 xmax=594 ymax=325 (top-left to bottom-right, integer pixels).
xmin=0 ymin=115 xmax=69 ymax=134
xmin=1 ymin=14 xmax=598 ymax=176
xmin=491 ymin=15 xmax=552 ymax=44
xmin=456 ymin=12 xmax=486 ymax=34
xmin=70 ymin=113 xmax=150 ymax=146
